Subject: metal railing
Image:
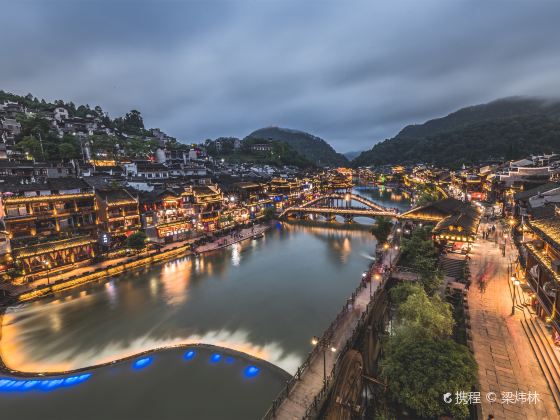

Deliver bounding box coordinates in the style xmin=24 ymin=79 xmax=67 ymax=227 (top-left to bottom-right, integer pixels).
xmin=262 ymin=261 xmax=392 ymax=420
xmin=262 ymin=226 xmax=401 ymax=420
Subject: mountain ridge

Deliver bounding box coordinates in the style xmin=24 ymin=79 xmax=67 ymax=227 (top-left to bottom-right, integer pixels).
xmin=353 ymin=96 xmax=560 ymax=167
xmin=245 ymin=126 xmax=348 ymax=167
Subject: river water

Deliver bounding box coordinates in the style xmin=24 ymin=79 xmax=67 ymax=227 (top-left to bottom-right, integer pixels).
xmin=0 ymin=187 xmax=409 ymax=419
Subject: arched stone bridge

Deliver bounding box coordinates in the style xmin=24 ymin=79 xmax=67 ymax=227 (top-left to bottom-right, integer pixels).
xmin=279 ymin=193 xmax=398 ymax=220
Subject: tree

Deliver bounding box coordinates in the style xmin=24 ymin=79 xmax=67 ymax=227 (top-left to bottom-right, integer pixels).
xmin=124 ymin=137 xmax=158 ymax=158
xmin=126 ymin=231 xmax=147 ymax=252
xmin=263 ymin=206 xmax=276 ymax=221
xmin=16 ymin=135 xmax=43 ymax=160
xmin=411 ymin=255 xmax=443 ymax=296
xmin=90 ymin=134 xmax=118 ymax=160
xmin=58 ymin=142 xmax=79 ymax=160
xmin=395 ymin=289 xmax=454 ymax=339
xmin=18 ymin=114 xmax=52 ymax=139
xmin=370 ymin=216 xmax=393 ymax=244
xmin=389 ymin=282 xmax=423 ymax=306
xmin=115 ymin=110 xmax=145 ymax=135
xmin=381 ymin=334 xmax=477 ymax=419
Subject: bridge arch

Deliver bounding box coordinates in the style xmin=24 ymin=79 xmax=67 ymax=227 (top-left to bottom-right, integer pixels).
xmin=279 ymin=193 xmax=398 ymax=219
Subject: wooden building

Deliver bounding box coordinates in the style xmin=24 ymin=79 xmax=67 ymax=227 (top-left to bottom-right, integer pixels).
xmin=140 ymin=189 xmax=195 ymax=243
xmin=524 ymin=215 xmax=560 ymax=339
xmin=95 ymin=188 xmax=141 ymax=237
xmin=399 ymin=198 xmax=481 ymax=243
xmin=191 ymin=185 xmax=223 ymax=232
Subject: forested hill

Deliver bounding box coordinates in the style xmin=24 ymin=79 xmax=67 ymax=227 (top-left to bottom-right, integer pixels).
xmin=353 ymin=97 xmax=560 ymax=167
xmin=245 ymin=127 xmax=348 ymax=167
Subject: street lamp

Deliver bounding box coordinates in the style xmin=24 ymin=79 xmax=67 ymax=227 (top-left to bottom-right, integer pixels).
xmin=362 ymin=271 xmax=371 ymax=295
xmin=511 ymin=276 xmax=520 ymax=315
xmin=43 ymin=260 xmax=51 ymax=285
xmin=389 ymin=245 xmax=399 ymax=267
xmin=311 ymin=336 xmax=337 ymax=385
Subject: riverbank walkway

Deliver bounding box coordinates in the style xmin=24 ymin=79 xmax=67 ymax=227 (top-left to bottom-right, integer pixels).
xmin=0 ymin=237 xmax=199 ymax=297
xmin=1 ymin=224 xmax=270 ymax=299
xmin=270 ymin=246 xmax=398 ymax=419
xmin=468 ymin=221 xmax=558 ymax=419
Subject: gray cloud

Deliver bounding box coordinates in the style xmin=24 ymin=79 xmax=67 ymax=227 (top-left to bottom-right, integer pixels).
xmin=1 ymin=1 xmax=560 ymax=152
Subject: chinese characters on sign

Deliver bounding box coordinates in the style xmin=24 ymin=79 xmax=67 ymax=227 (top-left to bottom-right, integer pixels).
xmin=444 ymin=391 xmax=540 ymax=405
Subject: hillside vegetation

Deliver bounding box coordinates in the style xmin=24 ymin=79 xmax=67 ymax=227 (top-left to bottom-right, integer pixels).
xmin=245 ymin=127 xmax=348 ymax=167
xmin=354 ymin=97 xmax=560 ymax=167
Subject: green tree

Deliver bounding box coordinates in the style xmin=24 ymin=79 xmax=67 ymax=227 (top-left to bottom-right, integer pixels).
xmin=389 ymin=282 xmax=423 ymax=306
xmin=370 ymin=216 xmax=393 ymax=244
xmin=126 ymin=231 xmax=147 ymax=252
xmin=411 ymin=255 xmax=443 ymax=296
xmin=263 ymin=206 xmax=276 ymax=221
xmin=124 ymin=137 xmax=158 ymax=158
xmin=58 ymin=142 xmax=79 ymax=160
xmin=16 ymin=135 xmax=43 ymax=160
xmin=115 ymin=110 xmax=145 ymax=135
xmin=381 ymin=334 xmax=477 ymax=419
xmin=18 ymin=114 xmax=51 ymax=139
xmin=90 ymin=134 xmax=118 ymax=160
xmin=395 ymin=289 xmax=454 ymax=339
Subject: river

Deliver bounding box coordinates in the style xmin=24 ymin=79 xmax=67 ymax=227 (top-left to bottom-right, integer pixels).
xmin=0 ymin=187 xmax=409 ymax=419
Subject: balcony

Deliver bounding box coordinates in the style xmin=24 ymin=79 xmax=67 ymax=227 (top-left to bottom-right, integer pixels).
xmin=526 ymin=242 xmax=560 ymax=284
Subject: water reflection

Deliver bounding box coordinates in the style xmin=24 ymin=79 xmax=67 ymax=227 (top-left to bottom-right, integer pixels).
xmin=0 ymin=347 xmax=288 ymax=420
xmin=1 ymin=223 xmax=376 ymax=375
xmin=353 ymin=186 xmax=411 ymax=212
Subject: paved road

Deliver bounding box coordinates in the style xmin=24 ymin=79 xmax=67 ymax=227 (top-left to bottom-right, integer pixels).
xmin=469 ymin=221 xmax=559 ymax=420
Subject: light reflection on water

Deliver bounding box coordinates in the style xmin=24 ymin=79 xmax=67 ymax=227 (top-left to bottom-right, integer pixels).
xmin=0 ymin=346 xmax=289 ymax=420
xmin=1 ymin=222 xmax=377 ymax=375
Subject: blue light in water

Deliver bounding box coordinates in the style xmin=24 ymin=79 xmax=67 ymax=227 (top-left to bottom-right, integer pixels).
xmin=226 ymin=357 xmax=234 ymax=364
xmin=244 ymin=366 xmax=260 ymax=378
xmin=184 ymin=350 xmax=196 ymax=360
xmin=133 ymin=357 xmax=153 ymax=370
xmin=210 ymin=353 xmax=222 ymax=363
xmin=23 ymin=380 xmax=39 ymax=389
xmin=0 ymin=373 xmax=92 ymax=393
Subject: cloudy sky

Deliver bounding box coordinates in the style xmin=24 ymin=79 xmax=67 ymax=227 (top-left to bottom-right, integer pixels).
xmin=2 ymin=1 xmax=560 ymax=152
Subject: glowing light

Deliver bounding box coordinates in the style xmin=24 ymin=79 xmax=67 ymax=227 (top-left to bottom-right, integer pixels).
xmin=183 ymin=350 xmax=196 ymax=360
xmin=133 ymin=357 xmax=153 ymax=370
xmin=210 ymin=353 xmax=222 ymax=363
xmin=226 ymin=357 xmax=235 ymax=364
xmin=244 ymin=366 xmax=260 ymax=378
xmin=0 ymin=373 xmax=92 ymax=393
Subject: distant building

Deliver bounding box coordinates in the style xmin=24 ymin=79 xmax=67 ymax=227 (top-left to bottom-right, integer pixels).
xmin=251 ymin=143 xmax=273 ymax=153
xmin=0 ymin=118 xmax=21 ymax=143
xmin=53 ymin=107 xmax=69 ymax=122
xmin=124 ymin=161 xmax=169 ymax=179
